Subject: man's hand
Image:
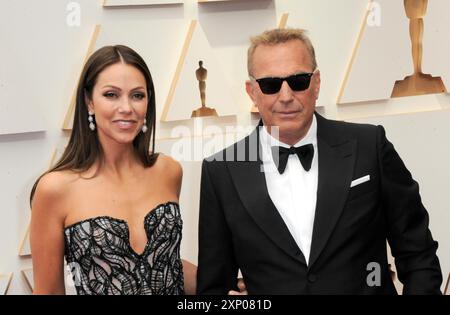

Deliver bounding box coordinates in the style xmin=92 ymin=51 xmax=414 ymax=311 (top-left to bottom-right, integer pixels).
xmin=228 ymin=278 xmax=248 ymax=295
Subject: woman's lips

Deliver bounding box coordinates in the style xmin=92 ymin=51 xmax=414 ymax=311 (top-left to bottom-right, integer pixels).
xmin=113 ymin=120 xmax=137 ymax=130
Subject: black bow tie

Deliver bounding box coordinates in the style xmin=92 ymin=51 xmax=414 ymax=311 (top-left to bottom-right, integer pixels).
xmin=271 ymin=144 xmax=314 ymax=174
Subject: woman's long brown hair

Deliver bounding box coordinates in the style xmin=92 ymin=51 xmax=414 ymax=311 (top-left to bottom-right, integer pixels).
xmin=30 ymin=45 xmax=158 ymax=204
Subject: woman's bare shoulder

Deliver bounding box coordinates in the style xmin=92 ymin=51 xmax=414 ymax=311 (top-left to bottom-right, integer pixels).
xmin=153 ymin=153 xmax=182 ymax=178
xmin=33 ymin=170 xmax=79 ymax=204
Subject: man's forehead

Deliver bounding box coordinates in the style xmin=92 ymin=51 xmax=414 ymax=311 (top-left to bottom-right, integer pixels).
xmin=252 ymin=41 xmax=314 ymax=73
xmin=254 ymin=39 xmax=307 ymax=52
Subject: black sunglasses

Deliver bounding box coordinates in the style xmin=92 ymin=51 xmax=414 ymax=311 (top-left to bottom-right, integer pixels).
xmin=252 ymin=72 xmax=315 ymax=95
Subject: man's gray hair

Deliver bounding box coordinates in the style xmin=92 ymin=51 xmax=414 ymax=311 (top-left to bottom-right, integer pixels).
xmin=247 ymin=28 xmax=318 ymax=76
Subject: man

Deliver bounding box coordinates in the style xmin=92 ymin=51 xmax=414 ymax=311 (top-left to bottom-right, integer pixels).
xmin=196 ymin=28 xmax=442 ymax=294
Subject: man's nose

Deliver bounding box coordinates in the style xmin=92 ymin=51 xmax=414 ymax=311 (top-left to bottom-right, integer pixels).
xmin=278 ymin=81 xmax=294 ymax=102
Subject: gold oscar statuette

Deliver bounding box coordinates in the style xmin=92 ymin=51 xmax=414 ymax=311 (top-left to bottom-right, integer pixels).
xmin=191 ymin=60 xmax=218 ymax=118
xmin=391 ymin=0 xmax=447 ymax=97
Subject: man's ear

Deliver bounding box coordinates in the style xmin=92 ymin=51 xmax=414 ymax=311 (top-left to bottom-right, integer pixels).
xmin=313 ymin=70 xmax=321 ymax=100
xmin=245 ymin=80 xmax=258 ymax=108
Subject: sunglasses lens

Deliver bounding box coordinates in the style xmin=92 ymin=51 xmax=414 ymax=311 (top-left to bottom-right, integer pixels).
xmin=256 ymin=73 xmax=313 ymax=95
xmin=287 ymin=74 xmax=312 ymax=91
xmin=257 ymin=78 xmax=282 ymax=95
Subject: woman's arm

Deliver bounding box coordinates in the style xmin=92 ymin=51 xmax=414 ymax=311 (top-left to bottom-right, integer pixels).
xmin=228 ymin=278 xmax=248 ymax=295
xmin=30 ymin=173 xmax=67 ymax=294
xmin=182 ymin=259 xmax=248 ymax=295
xmin=182 ymin=259 xmax=198 ymax=295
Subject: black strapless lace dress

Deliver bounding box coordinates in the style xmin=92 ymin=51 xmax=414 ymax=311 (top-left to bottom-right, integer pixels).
xmin=64 ymin=202 xmax=184 ymax=295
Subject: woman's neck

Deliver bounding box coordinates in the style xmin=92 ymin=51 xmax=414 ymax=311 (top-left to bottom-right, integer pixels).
xmin=97 ymin=135 xmax=142 ymax=181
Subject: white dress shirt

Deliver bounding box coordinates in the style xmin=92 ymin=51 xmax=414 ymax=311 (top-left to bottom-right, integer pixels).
xmin=260 ymin=116 xmax=318 ymax=265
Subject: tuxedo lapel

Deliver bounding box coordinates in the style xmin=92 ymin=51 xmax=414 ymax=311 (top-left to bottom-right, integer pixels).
xmin=226 ymin=127 xmax=306 ymax=265
xmin=308 ymin=114 xmax=357 ymax=268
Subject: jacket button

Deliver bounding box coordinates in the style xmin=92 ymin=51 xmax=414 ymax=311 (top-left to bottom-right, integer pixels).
xmin=308 ymin=274 xmax=317 ymax=283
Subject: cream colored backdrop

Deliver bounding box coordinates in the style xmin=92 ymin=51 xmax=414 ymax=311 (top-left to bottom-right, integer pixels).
xmin=0 ymin=0 xmax=448 ymax=294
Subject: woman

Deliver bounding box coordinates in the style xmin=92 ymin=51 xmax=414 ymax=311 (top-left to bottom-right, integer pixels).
xmin=30 ymin=45 xmax=198 ymax=295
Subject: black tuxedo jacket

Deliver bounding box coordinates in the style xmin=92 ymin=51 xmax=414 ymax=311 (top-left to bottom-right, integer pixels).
xmin=197 ymin=113 xmax=442 ymax=294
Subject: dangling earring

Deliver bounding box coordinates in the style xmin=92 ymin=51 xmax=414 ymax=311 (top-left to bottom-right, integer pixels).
xmin=142 ymin=118 xmax=148 ymax=133
xmin=88 ymin=111 xmax=95 ymax=131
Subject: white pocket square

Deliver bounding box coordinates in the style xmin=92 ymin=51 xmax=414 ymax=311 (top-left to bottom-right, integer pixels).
xmin=350 ymin=175 xmax=371 ymax=188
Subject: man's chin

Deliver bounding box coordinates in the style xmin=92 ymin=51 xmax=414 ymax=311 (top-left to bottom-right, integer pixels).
xmin=276 ymin=120 xmax=303 ymax=130
xmin=276 ymin=112 xmax=298 ymax=119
